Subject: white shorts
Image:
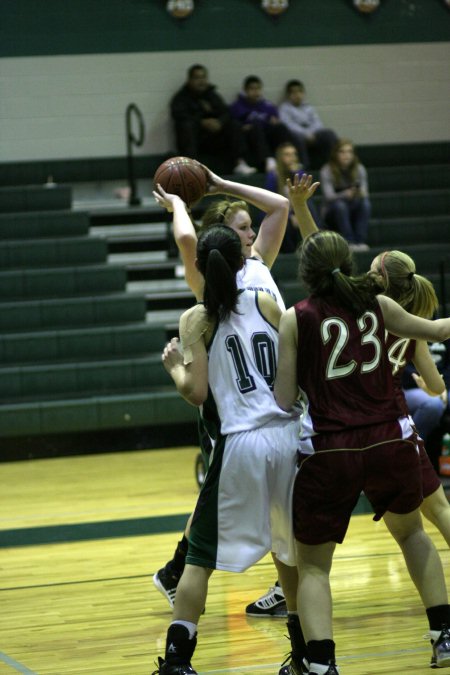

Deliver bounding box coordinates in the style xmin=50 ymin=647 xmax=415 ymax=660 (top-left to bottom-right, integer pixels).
xmin=187 ymin=416 xmax=300 ymax=572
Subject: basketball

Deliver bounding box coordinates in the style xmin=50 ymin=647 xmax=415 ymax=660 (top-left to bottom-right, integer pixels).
xmin=153 ymin=156 xmax=207 ymax=206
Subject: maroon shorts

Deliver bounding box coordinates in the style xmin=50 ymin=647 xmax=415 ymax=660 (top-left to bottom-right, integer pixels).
xmin=418 ymin=437 xmax=441 ymax=498
xmin=293 ymin=421 xmax=423 ymax=545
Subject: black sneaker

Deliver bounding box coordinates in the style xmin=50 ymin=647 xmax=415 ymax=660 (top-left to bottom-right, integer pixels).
xmin=431 ymin=624 xmax=450 ymax=668
xmin=246 ymin=582 xmax=287 ymax=618
xmin=152 ymin=657 xmax=197 ymax=675
xmin=278 ymin=653 xmax=309 ymax=674
xmin=308 ymin=663 xmax=339 ymax=675
xmin=153 ymin=564 xmax=180 ymax=608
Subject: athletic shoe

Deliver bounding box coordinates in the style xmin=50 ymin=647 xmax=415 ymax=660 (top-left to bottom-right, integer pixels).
xmin=246 ymin=582 xmax=287 ymax=618
xmin=153 ymin=565 xmax=180 ymax=608
xmin=152 ymin=657 xmax=197 ymax=675
xmin=308 ymin=663 xmax=339 ymax=675
xmin=265 ymin=157 xmax=277 ymax=172
xmin=233 ymin=160 xmax=257 ymax=175
xmin=278 ymin=653 xmax=309 ymax=674
xmin=430 ymin=624 xmax=450 ymax=668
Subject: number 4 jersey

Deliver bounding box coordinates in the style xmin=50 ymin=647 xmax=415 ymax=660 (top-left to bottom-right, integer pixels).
xmin=295 ymin=295 xmax=405 ymax=440
xmin=207 ymin=289 xmax=295 ymax=435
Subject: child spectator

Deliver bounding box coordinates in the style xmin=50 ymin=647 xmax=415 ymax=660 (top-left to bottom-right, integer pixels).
xmin=230 ymin=75 xmax=297 ymax=173
xmin=279 ymin=79 xmax=338 ymax=170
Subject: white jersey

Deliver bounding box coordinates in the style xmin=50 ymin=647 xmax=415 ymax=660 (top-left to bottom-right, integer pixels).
xmin=236 ymin=257 xmax=286 ymax=310
xmin=207 ymin=289 xmax=293 ymax=434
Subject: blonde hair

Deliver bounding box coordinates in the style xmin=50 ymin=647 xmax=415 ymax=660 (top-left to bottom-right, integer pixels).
xmin=370 ymin=250 xmax=438 ymax=318
xmin=200 ymin=199 xmax=249 ymax=232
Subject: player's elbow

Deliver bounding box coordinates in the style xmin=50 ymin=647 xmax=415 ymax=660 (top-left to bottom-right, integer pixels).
xmin=274 ymin=386 xmax=296 ymax=412
xmin=279 ymin=195 xmax=290 ymax=214
xmin=183 ymin=384 xmax=208 ymax=408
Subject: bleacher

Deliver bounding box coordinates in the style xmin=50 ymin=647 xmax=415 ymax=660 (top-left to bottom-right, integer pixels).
xmin=0 ymin=142 xmax=449 ymax=458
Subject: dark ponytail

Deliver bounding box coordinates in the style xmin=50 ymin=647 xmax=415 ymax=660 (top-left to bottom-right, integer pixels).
xmin=298 ymin=230 xmax=379 ymax=315
xmin=197 ymin=226 xmax=243 ymax=320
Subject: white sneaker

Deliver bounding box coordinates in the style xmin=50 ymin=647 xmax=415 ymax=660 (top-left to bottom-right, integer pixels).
xmin=265 ymin=157 xmax=277 ymax=172
xmin=233 ymin=160 xmax=257 ymax=175
xmin=245 ymin=582 xmax=287 ymax=617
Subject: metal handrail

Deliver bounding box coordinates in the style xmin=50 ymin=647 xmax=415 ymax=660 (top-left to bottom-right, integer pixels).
xmin=125 ymin=103 xmax=145 ymax=206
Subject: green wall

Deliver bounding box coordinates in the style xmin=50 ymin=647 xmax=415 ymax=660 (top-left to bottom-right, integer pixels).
xmin=1 ymin=0 xmax=449 ymax=58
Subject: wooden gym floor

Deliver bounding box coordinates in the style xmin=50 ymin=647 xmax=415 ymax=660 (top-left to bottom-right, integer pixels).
xmin=0 ymin=446 xmax=448 ymax=675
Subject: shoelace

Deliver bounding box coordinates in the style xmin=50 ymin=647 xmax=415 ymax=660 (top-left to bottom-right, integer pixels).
xmin=279 ymin=651 xmax=309 ymax=674
xmin=151 ymin=657 xmax=162 ymax=675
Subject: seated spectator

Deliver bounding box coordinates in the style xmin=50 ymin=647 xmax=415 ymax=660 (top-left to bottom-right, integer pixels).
xmin=170 ymin=64 xmax=256 ymax=175
xmin=229 ymin=75 xmax=297 ymax=173
xmin=403 ymin=338 xmax=450 ymax=440
xmin=279 ymin=79 xmax=338 ymax=170
xmin=265 ymin=141 xmax=321 ymax=253
xmin=320 ymin=138 xmax=371 ymax=251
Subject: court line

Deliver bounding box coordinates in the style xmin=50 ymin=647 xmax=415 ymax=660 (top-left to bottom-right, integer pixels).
xmin=0 ymin=573 xmax=149 ymax=592
xmin=0 ymin=651 xmax=37 ymax=674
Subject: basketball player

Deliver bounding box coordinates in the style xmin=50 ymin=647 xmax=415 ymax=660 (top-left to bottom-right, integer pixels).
xmin=289 ymin=176 xmax=450 ymax=550
xmin=153 ymin=226 xmax=305 ymax=675
xmin=274 ymin=228 xmax=450 ymax=674
xmin=152 ymin=169 xmax=319 ymax=674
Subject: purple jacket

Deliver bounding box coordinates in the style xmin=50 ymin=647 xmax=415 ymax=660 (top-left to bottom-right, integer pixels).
xmin=230 ymin=93 xmax=279 ymax=126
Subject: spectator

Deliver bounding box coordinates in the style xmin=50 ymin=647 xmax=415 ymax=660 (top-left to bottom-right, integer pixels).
xmin=265 ymin=141 xmax=321 ymax=253
xmin=170 ymin=64 xmax=256 ymax=175
xmin=320 ymin=138 xmax=371 ymax=251
xmin=403 ymin=339 xmax=450 ymax=472
xmin=279 ymin=79 xmax=338 ymax=170
xmin=229 ymin=75 xmax=297 ymax=173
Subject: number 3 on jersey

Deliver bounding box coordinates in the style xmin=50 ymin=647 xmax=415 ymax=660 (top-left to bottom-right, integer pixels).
xmin=226 ymin=332 xmax=276 ymax=393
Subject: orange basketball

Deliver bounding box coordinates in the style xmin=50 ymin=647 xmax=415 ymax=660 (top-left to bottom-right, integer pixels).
xmin=153 ymin=157 xmax=207 ymax=206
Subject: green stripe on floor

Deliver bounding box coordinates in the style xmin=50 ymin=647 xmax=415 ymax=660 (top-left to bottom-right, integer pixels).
xmin=0 ymin=494 xmax=374 ymax=548
xmin=0 ymin=513 xmax=191 ymax=548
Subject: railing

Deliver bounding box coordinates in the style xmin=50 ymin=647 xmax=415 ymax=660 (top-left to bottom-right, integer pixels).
xmin=125 ymin=103 xmax=145 ymax=206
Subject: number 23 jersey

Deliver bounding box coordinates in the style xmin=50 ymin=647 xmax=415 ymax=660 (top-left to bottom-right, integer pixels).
xmin=207 ymin=289 xmax=294 ymax=435
xmin=295 ymin=295 xmax=404 ymax=436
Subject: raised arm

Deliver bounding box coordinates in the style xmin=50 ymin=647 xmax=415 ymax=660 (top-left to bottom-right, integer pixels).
xmin=204 ymin=166 xmax=289 ymax=269
xmin=153 ymin=185 xmax=204 ymax=300
xmin=287 ymin=173 xmax=321 ymax=240
xmin=378 ymin=295 xmax=450 ymax=343
xmin=274 ymin=308 xmax=300 ymax=411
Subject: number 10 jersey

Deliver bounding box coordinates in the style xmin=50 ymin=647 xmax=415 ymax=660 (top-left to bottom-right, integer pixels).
xmin=207 ymin=289 xmax=294 ymax=435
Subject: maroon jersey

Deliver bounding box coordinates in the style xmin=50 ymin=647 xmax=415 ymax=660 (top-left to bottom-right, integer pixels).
xmin=295 ymin=296 xmax=405 ymax=439
xmin=385 ymin=332 xmax=416 ymax=417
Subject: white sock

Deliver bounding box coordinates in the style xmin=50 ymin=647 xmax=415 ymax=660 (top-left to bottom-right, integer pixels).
xmin=309 ymin=663 xmax=339 ymax=675
xmin=171 ymin=620 xmax=197 ymax=639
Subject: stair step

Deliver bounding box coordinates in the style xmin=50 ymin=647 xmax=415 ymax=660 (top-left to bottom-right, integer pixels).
xmin=90 ymin=222 xmax=167 ymax=238
xmin=108 ymin=251 xmax=169 ymax=265
xmin=146 ymin=309 xmax=184 ymax=328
